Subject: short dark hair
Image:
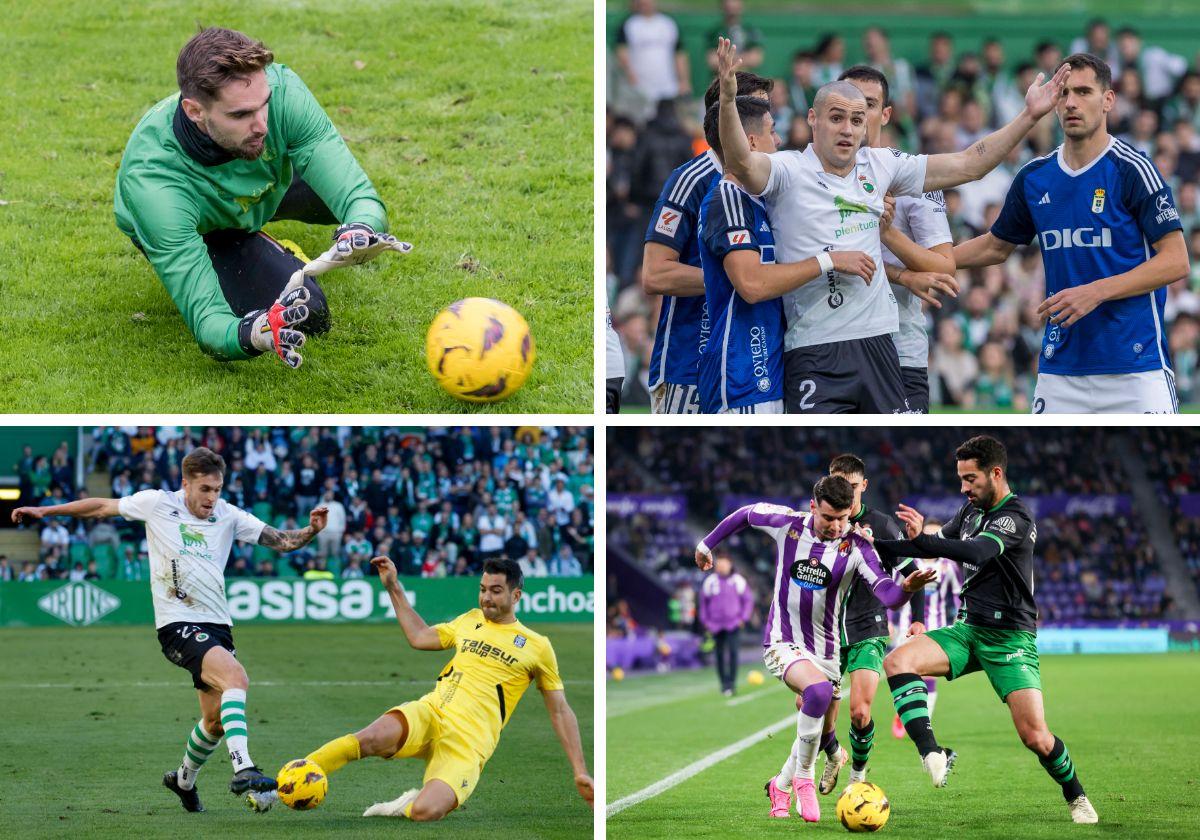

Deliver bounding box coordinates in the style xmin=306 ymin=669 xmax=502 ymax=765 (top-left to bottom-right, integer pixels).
xmin=813 ymin=475 xmax=854 ymax=511
xmin=829 ymin=454 xmax=867 ymax=479
xmin=182 ymin=447 xmax=225 ymax=480
xmin=955 ymin=435 xmax=1007 ymax=472
xmin=703 ymin=97 xmax=772 ymax=161
xmin=839 ymin=64 xmax=890 ymax=107
xmin=177 ymin=27 xmax=273 ymax=104
xmin=703 ymin=71 xmax=774 ymax=111
xmin=1035 ymin=40 xmax=1060 ymax=57
xmin=482 ymin=557 xmax=524 ymax=591
xmin=1062 ymin=52 xmax=1113 ymax=90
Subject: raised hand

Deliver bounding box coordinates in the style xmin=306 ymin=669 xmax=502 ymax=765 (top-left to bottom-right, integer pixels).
xmin=715 ymin=37 xmax=742 ymax=102
xmin=895 ymin=503 xmax=925 ymax=539
xmin=1024 ymin=63 xmax=1071 ymax=120
xmin=308 ymin=506 xmax=329 ymax=533
xmin=370 ymin=556 xmax=398 ymax=589
xmin=695 ymin=544 xmax=714 ymax=571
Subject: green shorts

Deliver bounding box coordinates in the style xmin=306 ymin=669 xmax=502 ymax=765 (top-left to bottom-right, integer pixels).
xmin=840 ymin=636 xmax=887 ymax=676
xmin=926 ymin=621 xmax=1041 ymax=702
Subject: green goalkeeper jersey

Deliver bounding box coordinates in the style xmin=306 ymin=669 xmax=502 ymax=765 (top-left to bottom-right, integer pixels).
xmin=114 ymin=63 xmax=388 ymax=360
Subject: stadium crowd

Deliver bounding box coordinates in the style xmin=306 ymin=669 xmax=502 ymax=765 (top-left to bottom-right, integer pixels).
xmin=1136 ymin=426 xmax=1200 ymax=599
xmin=608 ymin=426 xmax=1173 ymax=624
xmin=6 ymin=427 xmax=594 ymax=583
xmin=607 ymin=6 xmax=1200 ymax=408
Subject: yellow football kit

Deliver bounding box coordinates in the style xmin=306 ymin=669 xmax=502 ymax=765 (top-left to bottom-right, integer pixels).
xmin=386 ymin=609 xmax=563 ymax=804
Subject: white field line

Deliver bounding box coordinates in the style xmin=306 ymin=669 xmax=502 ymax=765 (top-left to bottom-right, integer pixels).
xmin=606 ymin=715 xmax=794 ymax=817
xmin=725 ymin=686 xmax=780 ymax=706
xmin=0 ymin=678 xmax=590 ymax=689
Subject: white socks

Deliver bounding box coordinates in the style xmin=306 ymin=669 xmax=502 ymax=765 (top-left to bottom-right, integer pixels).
xmin=793 ymin=709 xmax=825 ymax=780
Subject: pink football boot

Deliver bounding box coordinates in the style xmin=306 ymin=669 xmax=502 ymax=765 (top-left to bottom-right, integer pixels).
xmin=892 ymin=714 xmax=906 ymax=739
xmin=764 ymin=778 xmax=791 ymax=818
xmin=793 ymin=777 xmax=820 ymax=823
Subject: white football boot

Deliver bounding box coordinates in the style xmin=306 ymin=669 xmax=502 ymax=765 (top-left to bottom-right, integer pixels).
xmin=819 ymin=747 xmax=848 ymax=795
xmin=1068 ymin=795 xmax=1099 ymax=824
xmin=363 ymin=788 xmax=419 ymax=818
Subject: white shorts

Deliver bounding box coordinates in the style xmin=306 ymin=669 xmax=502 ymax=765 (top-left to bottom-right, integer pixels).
xmin=763 ymin=642 xmax=842 ymax=699
xmin=651 ymin=382 xmax=701 ymax=414
xmin=717 ymin=399 xmax=784 ymax=415
xmin=1033 ymin=370 xmax=1178 ymax=414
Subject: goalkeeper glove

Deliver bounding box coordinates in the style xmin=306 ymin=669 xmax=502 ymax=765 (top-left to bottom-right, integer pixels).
xmin=330 ymin=222 xmax=413 ymax=266
xmin=241 ymin=287 xmax=310 ymax=369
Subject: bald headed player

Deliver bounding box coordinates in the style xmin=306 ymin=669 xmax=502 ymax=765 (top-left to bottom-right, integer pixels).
xmin=716 ymin=37 xmax=1070 ymax=413
xmin=115 ymin=27 xmax=410 ymax=368
xmin=253 ymin=557 xmax=593 ymax=821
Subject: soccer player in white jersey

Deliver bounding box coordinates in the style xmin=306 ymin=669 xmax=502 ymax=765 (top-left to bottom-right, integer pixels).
xmin=839 ymin=65 xmax=958 ymax=413
xmin=694 ymin=476 xmax=934 ymax=822
xmin=715 ymin=37 xmax=1070 ymax=413
xmin=890 ymin=521 xmax=963 ymax=739
xmin=953 ymin=53 xmax=1189 ymax=413
xmin=606 ymin=306 xmax=626 ymax=413
xmin=12 ymin=446 xmax=327 ymax=812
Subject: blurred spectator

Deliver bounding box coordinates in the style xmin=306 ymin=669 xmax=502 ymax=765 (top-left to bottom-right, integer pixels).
xmin=550 ymin=545 xmax=583 ymax=577
xmin=521 ymin=547 xmax=549 ymax=578
xmin=614 ymin=0 xmax=690 ymax=113
xmin=705 ymin=1 xmax=763 ymax=72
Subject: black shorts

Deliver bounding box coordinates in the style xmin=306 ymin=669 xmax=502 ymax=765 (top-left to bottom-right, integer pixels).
xmin=783 ymin=334 xmax=910 ymax=414
xmin=131 ymin=174 xmax=335 ymax=335
xmin=158 ymin=622 xmax=236 ymax=690
xmin=901 ymin=366 xmax=930 ymax=413
xmin=606 ymin=377 xmax=623 ymax=414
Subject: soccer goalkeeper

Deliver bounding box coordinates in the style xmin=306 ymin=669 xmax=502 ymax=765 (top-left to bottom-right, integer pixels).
xmin=114 ymin=26 xmax=411 ymax=368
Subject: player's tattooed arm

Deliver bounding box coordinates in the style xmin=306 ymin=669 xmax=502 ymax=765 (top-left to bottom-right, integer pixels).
xmin=924 ymin=63 xmax=1070 ymax=190
xmin=259 ymin=507 xmax=327 ymax=551
xmin=258 ymin=525 xmax=317 ymax=551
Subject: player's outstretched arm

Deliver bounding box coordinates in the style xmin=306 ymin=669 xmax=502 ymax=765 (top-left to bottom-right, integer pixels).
xmin=725 ymin=248 xmax=875 ymax=303
xmin=923 ymin=64 xmax=1070 ymax=191
xmin=12 ymin=498 xmax=121 ymax=524
xmin=716 ymin=38 xmax=771 ymax=195
xmin=642 ymin=243 xmax=706 ymax=297
xmin=370 ymin=557 xmax=444 ymax=650
xmin=1037 ymin=230 xmax=1190 ymax=327
xmin=953 ymin=231 xmax=1017 ymax=270
xmin=258 ymin=506 xmax=327 ymax=552
xmin=541 ymin=689 xmax=594 ymax=808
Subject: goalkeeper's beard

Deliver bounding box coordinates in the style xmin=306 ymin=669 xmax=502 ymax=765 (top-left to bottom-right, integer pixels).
xmin=202 ymin=118 xmax=266 ymax=161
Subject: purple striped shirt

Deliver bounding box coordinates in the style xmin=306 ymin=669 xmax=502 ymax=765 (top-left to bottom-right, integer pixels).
xmin=700 ymin=502 xmax=910 ymax=659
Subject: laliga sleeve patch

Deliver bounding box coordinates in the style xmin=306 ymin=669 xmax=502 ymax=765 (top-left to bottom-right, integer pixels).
xmin=655 ymin=207 xmax=682 ymax=237
xmin=989 ymin=515 xmax=1017 ymax=535
xmin=727 ymin=229 xmax=751 ymax=246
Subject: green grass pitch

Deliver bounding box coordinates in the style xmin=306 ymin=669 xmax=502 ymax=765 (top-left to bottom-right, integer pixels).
xmin=607 ymin=653 xmax=1200 ymax=838
xmin=0 ymin=0 xmax=591 ymax=412
xmin=0 ymin=623 xmax=592 ymax=839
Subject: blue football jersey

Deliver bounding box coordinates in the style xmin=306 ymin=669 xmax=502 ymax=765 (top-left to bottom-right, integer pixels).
xmin=697 ymin=178 xmax=785 ymax=413
xmin=990 ymin=138 xmax=1181 ymax=376
xmin=645 ymin=151 xmax=721 ymax=387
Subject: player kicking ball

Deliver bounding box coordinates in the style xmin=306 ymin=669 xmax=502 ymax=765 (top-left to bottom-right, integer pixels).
xmin=864 ymin=435 xmax=1098 ymax=824
xmin=249 ymin=556 xmax=593 ymax=820
xmin=12 ymin=447 xmax=327 ymax=811
xmin=694 ymin=477 xmax=934 ymax=822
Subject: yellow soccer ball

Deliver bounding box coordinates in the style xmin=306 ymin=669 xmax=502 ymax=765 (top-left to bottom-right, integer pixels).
xmin=611 ymin=667 xmax=625 ymax=681
xmin=276 ymin=758 xmax=328 ymax=810
xmin=425 ymin=297 xmax=535 ymax=402
xmin=836 ymin=781 xmax=890 ymax=832
xmin=746 ymin=670 xmax=764 ymax=686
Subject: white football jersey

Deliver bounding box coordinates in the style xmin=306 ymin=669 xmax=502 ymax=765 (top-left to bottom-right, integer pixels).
xmin=759 ymin=145 xmax=928 ymax=350
xmin=118 ymin=489 xmax=267 ymax=628
xmin=881 ymin=190 xmax=953 ymax=368
xmin=606 ymin=307 xmax=625 ymax=379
